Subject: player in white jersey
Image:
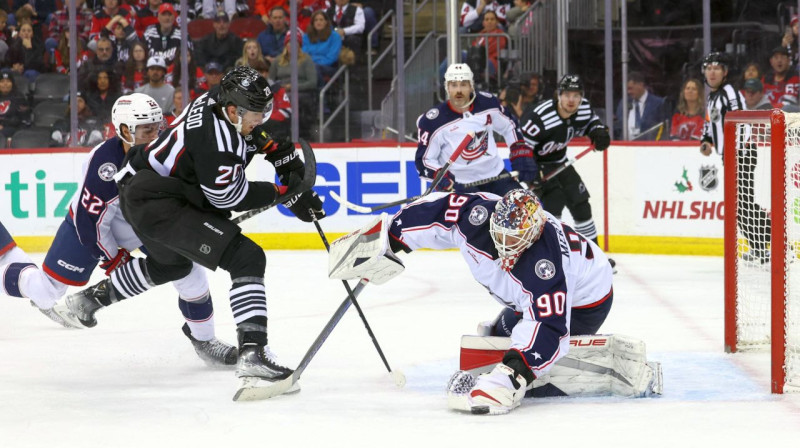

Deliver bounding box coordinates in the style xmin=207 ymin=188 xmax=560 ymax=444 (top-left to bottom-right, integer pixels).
xmin=0 ymin=94 xmax=237 ymax=366
xmin=700 ymin=52 xmax=770 ymax=261
xmin=329 ymin=189 xmax=613 ymax=414
xmin=415 ymin=63 xmax=530 ymax=195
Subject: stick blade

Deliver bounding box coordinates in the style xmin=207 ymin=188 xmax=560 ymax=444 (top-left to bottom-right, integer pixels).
xmin=232 ymin=376 xmax=300 ymax=402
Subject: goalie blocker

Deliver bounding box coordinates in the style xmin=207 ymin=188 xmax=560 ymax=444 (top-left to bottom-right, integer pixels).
xmin=447 ymin=333 xmax=663 ymax=411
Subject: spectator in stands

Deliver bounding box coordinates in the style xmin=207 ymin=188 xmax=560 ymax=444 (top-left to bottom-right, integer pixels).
xmin=79 ymin=36 xmax=118 ymax=89
xmin=328 ymin=0 xmax=365 ymax=56
xmin=782 ymin=15 xmax=799 ymax=66
xmin=168 ymin=51 xmax=207 ymax=98
xmin=135 ymin=0 xmax=164 ymax=38
xmin=143 ymin=3 xmax=186 ymax=65
xmin=253 ymin=59 xmax=291 ymax=139
xmin=519 ymin=71 xmax=544 ymax=111
xmin=499 ymin=84 xmax=523 ymax=120
xmin=47 ymin=0 xmax=93 ymax=56
xmin=0 ymin=70 xmax=30 ymax=141
xmin=270 ymin=31 xmax=316 ymax=125
xmin=235 ymin=38 xmax=268 ymax=69
xmin=470 ymin=11 xmax=506 ymax=79
xmin=762 ymin=46 xmax=799 ymax=108
xmin=0 ymin=11 xmax=11 ymax=64
xmin=506 ymin=0 xmax=532 ymax=25
xmin=741 ymin=61 xmax=762 ymax=83
xmin=195 ymin=11 xmax=242 ymax=72
xmin=742 ymin=78 xmax=771 ymax=111
xmin=614 ymin=71 xmax=667 ymax=140
xmin=89 ymin=0 xmax=135 ymax=45
xmin=296 ymin=0 xmax=329 ymax=32
xmin=10 ymin=1 xmax=54 ymax=40
xmin=165 ymin=86 xmax=184 ymax=125
xmin=50 ymin=91 xmax=105 ymax=147
xmin=120 ymin=40 xmax=148 ymax=93
xmin=256 ymin=0 xmax=287 ymax=25
xmin=203 ymin=61 xmax=224 ymax=90
xmin=257 ymin=6 xmax=288 ymax=63
xmin=459 ymin=0 xmax=510 ymax=34
xmin=54 ymin=31 xmax=92 ymax=75
xmin=85 ymin=68 xmax=121 ymax=122
xmin=135 ymin=55 xmax=173 ymax=113
xmin=100 ymin=10 xmax=138 ymax=63
xmin=303 ymin=10 xmax=341 ymax=84
xmin=4 ymin=22 xmax=46 ymax=82
xmin=669 ymin=78 xmax=704 ymax=141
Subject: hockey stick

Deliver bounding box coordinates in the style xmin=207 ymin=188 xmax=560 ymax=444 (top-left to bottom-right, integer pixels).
xmin=330 ymin=132 xmax=475 ymax=214
xmin=540 ymin=146 xmax=595 ymax=183
xmin=233 ymin=280 xmax=369 ymax=401
xmin=311 ymin=215 xmax=406 ymax=388
xmin=232 ymin=138 xmax=317 ymax=224
xmin=461 ymin=170 xmax=519 ymax=188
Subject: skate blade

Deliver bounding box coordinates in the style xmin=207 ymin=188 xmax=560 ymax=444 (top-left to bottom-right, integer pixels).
xmin=232 ymin=376 xmax=300 ymax=402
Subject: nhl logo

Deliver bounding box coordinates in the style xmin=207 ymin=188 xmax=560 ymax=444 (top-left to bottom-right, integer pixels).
xmin=699 ymin=165 xmax=718 ymax=191
xmin=534 ymin=259 xmax=556 ymax=280
xmin=710 ymin=107 xmax=720 ymax=123
xmin=468 ymin=205 xmax=488 ymax=225
xmin=97 ymin=162 xmax=117 ymax=182
xmin=199 ymin=244 xmax=211 ymax=255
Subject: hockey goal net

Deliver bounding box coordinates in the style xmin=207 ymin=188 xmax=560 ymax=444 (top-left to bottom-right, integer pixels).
xmin=724 ymin=110 xmax=800 ymax=393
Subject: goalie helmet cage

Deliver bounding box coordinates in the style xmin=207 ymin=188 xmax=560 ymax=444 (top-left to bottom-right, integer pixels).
xmin=723 ymin=109 xmax=800 ymax=394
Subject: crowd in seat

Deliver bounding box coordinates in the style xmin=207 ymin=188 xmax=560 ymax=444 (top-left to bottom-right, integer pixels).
xmin=0 ymin=0 xmax=387 ymax=147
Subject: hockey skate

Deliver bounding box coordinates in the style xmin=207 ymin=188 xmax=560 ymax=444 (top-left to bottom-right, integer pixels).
xmin=33 ymin=302 xmax=84 ymax=329
xmin=52 ymin=280 xmax=110 ymax=328
xmin=233 ymin=344 xmax=300 ymax=400
xmin=182 ymin=323 xmax=238 ymax=367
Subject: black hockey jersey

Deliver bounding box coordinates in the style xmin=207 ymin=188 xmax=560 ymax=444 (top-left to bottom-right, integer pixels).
xmin=125 ymin=90 xmax=274 ymax=212
xmin=518 ymin=98 xmax=604 ymax=164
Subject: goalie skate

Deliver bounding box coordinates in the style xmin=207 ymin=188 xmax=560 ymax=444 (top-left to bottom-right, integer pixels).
xmin=182 ymin=324 xmax=237 ymax=367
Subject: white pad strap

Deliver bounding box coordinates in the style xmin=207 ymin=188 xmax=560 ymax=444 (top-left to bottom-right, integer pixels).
xmin=328 ymin=213 xmax=405 ymax=285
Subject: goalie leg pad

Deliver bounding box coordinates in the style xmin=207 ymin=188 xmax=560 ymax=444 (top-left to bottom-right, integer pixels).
xmin=328 ymin=213 xmax=405 ymax=285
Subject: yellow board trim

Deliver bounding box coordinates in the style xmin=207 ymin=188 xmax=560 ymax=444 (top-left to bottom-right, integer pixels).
xmin=13 ymin=234 xmax=724 ymax=256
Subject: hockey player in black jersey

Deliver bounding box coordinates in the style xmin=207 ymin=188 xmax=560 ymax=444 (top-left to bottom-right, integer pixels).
xmin=513 ymin=74 xmax=611 ymax=248
xmin=64 ymin=66 xmax=324 ymax=392
xmin=700 ymin=52 xmax=770 ymax=262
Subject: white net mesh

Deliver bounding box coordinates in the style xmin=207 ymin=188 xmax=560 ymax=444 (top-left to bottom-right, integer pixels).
xmin=732 ymin=112 xmax=800 ymax=392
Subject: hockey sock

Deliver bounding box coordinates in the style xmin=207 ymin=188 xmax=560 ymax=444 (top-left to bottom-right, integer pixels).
xmin=179 ymin=292 xmax=216 ymax=341
xmin=230 ymin=277 xmax=268 ymax=346
xmin=1 ymin=262 xmax=36 ymax=298
xmin=109 ymin=258 xmax=155 ymax=303
xmin=574 ymin=219 xmax=598 ymax=241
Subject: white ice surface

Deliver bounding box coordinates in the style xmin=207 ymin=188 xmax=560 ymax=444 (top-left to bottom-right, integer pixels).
xmin=2 ymin=251 xmax=800 ymax=447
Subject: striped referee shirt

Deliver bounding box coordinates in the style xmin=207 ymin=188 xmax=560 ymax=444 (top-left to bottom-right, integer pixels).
xmin=701 ymin=83 xmax=744 ymax=156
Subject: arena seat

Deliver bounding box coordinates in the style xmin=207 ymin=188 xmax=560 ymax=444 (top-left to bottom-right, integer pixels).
xmin=188 ymin=19 xmax=215 ymax=40
xmin=33 ymin=101 xmax=67 ymax=128
xmin=11 ymin=128 xmax=53 ymax=149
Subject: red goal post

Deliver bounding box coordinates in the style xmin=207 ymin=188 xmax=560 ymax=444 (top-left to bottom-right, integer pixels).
xmin=723 ymin=109 xmax=800 ymax=394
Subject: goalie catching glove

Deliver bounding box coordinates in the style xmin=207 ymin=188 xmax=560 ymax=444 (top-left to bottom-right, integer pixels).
xmin=328 ymin=213 xmax=405 ymax=285
xmin=262 ymin=133 xmax=325 ymax=222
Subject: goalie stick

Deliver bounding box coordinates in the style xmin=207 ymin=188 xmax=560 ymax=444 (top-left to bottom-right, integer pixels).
xmin=311 ymin=215 xmax=406 ymax=387
xmin=232 ymin=280 xmax=369 ymax=401
xmin=232 ymin=138 xmax=317 ymax=224
xmin=330 ymin=132 xmax=474 ymax=214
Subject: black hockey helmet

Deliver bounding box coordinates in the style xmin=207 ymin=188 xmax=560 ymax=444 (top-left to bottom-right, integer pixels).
xmin=557 ymin=74 xmax=584 ymax=96
xmin=219 ymin=66 xmax=273 ymax=113
xmin=702 ymin=52 xmax=729 ymax=70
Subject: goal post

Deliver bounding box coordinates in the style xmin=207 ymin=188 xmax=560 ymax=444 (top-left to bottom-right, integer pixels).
xmin=723 ymin=109 xmax=800 ymax=394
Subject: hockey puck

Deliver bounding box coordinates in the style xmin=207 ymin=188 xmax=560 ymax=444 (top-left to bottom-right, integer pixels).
xmin=470 ymin=405 xmax=490 ymax=415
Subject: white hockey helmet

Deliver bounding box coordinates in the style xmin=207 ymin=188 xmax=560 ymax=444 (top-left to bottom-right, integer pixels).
xmin=111 ymin=93 xmax=164 ymax=146
xmin=444 ymin=63 xmax=474 ymax=90
xmin=490 ymin=189 xmax=547 ymax=271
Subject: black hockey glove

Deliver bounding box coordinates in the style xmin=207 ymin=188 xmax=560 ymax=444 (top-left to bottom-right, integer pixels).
xmin=281 ymin=171 xmax=326 ymax=222
xmin=588 ymin=125 xmax=611 ymax=151
xmin=264 ymin=135 xmax=304 ymax=178
xmin=509 ymin=141 xmax=541 ymax=188
xmin=245 ymin=124 xmax=276 ymax=154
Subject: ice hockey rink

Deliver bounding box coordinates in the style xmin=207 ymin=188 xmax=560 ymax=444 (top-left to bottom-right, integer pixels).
xmin=2 ymin=250 xmax=799 ymax=447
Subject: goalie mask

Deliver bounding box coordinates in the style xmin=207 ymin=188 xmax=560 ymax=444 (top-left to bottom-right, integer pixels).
xmin=111 ymin=93 xmax=164 ymax=146
xmin=219 ymin=66 xmax=274 ymax=134
xmin=490 ymin=189 xmax=547 ymax=271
